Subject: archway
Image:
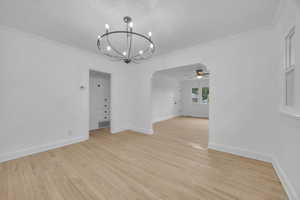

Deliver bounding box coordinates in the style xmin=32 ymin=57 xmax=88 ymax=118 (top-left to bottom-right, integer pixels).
xmin=150 ymin=63 xmax=210 ymax=149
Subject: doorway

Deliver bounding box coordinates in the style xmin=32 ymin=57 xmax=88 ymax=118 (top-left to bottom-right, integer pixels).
xmin=151 ymin=63 xmax=210 ymax=149
xmin=89 ymin=70 xmax=111 ymax=133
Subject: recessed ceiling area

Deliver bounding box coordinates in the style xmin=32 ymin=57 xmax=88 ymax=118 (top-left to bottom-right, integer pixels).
xmin=0 ymin=0 xmax=280 ymax=56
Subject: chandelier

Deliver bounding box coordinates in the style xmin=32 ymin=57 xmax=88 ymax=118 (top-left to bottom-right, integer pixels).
xmin=97 ymin=16 xmax=155 ymax=64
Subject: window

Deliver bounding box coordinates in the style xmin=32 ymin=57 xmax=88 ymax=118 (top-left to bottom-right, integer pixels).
xmin=192 ymin=88 xmax=199 ymax=103
xmin=192 ymin=87 xmax=209 ymax=104
xmin=284 ymin=27 xmax=296 ymax=106
xmin=202 ymin=87 xmax=209 ymax=104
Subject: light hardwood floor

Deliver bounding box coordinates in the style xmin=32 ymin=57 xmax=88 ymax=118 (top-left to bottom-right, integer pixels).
xmin=0 ymin=117 xmax=287 ymax=200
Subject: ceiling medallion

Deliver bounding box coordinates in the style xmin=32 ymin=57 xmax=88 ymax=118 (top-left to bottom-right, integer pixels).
xmin=97 ymin=16 xmax=155 ymax=64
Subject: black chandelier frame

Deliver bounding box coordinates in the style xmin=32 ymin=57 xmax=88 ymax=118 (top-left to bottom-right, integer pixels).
xmin=97 ymin=16 xmax=155 ymax=64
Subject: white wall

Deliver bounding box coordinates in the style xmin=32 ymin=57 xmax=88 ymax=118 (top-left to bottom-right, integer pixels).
xmin=151 ymin=74 xmax=180 ymax=123
xmin=128 ymin=28 xmax=279 ymax=155
xmin=181 ymin=79 xmax=209 ymax=118
xmin=0 ymin=25 xmax=131 ymax=162
xmin=273 ymin=0 xmax=300 ymax=199
xmin=0 ymin=1 xmax=299 ymax=198
xmin=126 ymin=1 xmax=300 ymax=198
xmin=89 ymin=71 xmax=110 ymax=130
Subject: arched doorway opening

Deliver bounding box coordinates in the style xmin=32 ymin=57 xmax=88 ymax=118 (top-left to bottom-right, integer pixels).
xmin=151 ymin=63 xmax=210 ymax=149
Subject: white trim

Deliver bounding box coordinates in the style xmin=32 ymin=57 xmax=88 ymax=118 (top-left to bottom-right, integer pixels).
xmin=280 ymin=108 xmax=300 ymax=120
xmin=285 ymin=27 xmax=296 ymax=69
xmin=208 ymin=143 xmax=273 ymax=163
xmin=273 ymin=158 xmax=300 ymax=200
xmin=285 ymin=65 xmax=295 ymax=73
xmin=152 ymin=114 xmax=179 ymax=123
xmin=110 ymin=127 xmax=126 ymax=134
xmin=130 ymin=126 xmax=154 ymax=135
xmin=182 ymin=114 xmax=209 ymax=118
xmin=88 ymin=69 xmax=115 ymax=133
xmin=0 ymin=135 xmax=89 ymax=163
xmin=282 ymin=26 xmax=296 ymax=107
xmin=208 ymin=143 xmax=299 ymax=200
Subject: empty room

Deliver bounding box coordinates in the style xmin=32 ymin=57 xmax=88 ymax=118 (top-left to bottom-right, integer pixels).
xmin=151 ymin=64 xmax=210 ymax=149
xmin=0 ymin=0 xmax=299 ymax=199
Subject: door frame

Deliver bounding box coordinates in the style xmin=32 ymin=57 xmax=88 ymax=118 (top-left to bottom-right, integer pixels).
xmin=88 ymin=69 xmax=113 ymax=134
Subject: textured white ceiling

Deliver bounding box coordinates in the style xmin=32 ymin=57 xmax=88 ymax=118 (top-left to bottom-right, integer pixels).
xmin=0 ymin=0 xmax=280 ymax=56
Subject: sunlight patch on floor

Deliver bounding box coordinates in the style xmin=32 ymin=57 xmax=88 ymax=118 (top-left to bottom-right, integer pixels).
xmin=187 ymin=142 xmax=207 ymax=150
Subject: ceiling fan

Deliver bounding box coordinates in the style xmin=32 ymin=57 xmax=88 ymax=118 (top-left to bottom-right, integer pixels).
xmin=186 ymin=69 xmax=210 ymax=80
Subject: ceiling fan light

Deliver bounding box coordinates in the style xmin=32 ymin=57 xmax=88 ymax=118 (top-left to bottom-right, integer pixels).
xmin=105 ymin=24 xmax=110 ymax=30
xmin=197 ymin=75 xmax=203 ymax=79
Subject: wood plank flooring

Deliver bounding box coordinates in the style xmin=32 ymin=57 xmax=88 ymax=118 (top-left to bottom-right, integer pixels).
xmin=0 ymin=117 xmax=287 ymax=199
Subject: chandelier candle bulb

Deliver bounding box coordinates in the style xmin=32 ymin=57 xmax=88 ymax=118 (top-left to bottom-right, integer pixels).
xmin=96 ymin=16 xmax=155 ymax=64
